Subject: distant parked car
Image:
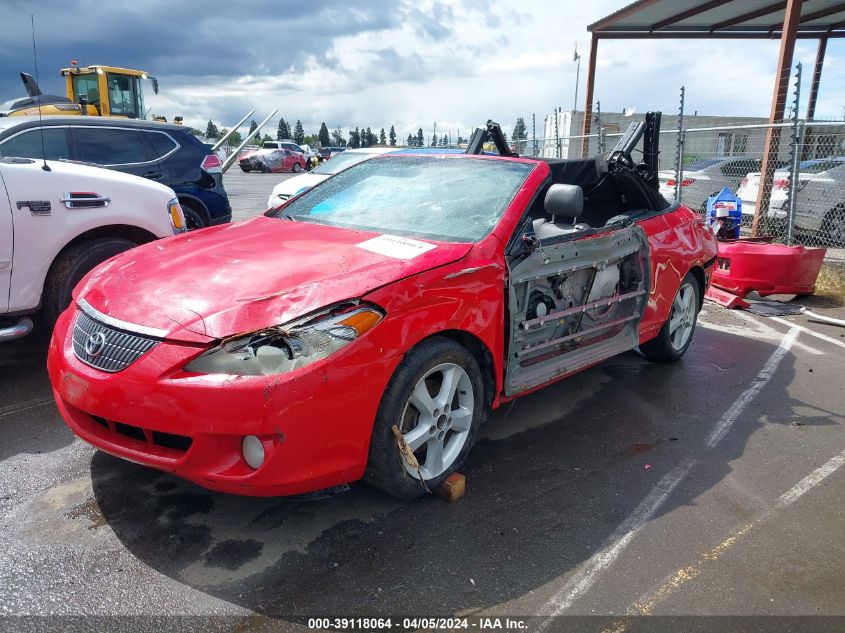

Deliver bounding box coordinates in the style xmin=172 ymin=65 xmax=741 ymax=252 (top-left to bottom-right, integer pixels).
xmin=239 ymin=140 xmax=306 ymax=173
xmin=737 ymin=157 xmax=845 ymax=244
xmin=267 ymin=146 xmax=397 ymax=207
xmin=318 ymin=146 xmax=346 ymax=162
xmin=658 ymin=157 xmax=781 ymax=213
xmin=0 ymin=116 xmax=231 ymax=230
xmin=0 ymin=157 xmax=185 ymax=341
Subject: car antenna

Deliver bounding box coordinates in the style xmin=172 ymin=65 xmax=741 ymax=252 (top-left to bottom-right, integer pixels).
xmin=30 ymin=15 xmax=50 ymax=172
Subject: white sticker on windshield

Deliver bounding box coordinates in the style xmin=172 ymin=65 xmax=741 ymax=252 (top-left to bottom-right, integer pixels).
xmin=357 ymin=235 xmax=437 ymax=259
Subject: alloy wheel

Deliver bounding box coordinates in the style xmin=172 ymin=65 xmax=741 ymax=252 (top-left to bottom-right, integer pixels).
xmin=669 ymin=282 xmax=696 ymax=351
xmin=399 ymin=363 xmax=474 ymax=480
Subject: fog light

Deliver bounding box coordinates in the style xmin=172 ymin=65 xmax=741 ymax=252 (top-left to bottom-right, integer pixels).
xmin=242 ymin=435 xmax=265 ymax=469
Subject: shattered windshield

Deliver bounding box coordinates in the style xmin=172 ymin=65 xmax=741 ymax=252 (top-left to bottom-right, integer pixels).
xmin=312 ymin=151 xmax=377 ymax=175
xmin=272 ymin=156 xmax=534 ymax=242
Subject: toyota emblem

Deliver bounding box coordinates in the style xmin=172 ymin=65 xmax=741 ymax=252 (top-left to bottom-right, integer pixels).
xmin=84 ymin=331 xmax=107 ymax=358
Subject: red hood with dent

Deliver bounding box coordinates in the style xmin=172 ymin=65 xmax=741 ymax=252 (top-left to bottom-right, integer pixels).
xmin=76 ymin=217 xmax=472 ymax=342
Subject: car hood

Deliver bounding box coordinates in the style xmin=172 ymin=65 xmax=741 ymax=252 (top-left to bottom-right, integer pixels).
xmin=76 ymin=216 xmax=472 ymax=342
xmin=271 ymin=173 xmax=328 ymax=198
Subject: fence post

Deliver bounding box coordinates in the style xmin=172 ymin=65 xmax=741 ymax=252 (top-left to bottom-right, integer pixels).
xmin=595 ymin=100 xmax=603 ymax=156
xmin=785 ymin=63 xmax=803 ymax=246
xmin=674 ymin=86 xmax=685 ymax=203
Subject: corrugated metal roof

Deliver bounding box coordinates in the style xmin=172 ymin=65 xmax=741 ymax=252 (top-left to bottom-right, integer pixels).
xmin=589 ymin=0 xmax=845 ymax=37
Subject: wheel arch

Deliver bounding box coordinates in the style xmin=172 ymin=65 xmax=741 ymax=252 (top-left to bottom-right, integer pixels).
xmin=415 ymin=329 xmax=497 ymax=414
xmin=688 ymin=265 xmax=706 ymax=309
xmin=176 ymin=194 xmax=210 ymax=225
xmin=43 ymin=224 xmax=158 ymax=298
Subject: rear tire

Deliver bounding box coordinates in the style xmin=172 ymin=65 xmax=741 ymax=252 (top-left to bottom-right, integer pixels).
xmin=42 ymin=238 xmax=136 ymax=330
xmin=292 ymin=162 xmax=302 ymax=173
xmin=640 ymin=272 xmax=701 ymax=363
xmin=365 ymin=337 xmax=484 ymax=499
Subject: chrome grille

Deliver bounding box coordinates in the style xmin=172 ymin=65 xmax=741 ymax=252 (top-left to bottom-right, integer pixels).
xmin=72 ymin=310 xmax=160 ymax=372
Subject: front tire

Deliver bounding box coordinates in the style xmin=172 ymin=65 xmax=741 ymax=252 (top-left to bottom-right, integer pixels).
xmin=640 ymin=272 xmax=700 ymax=362
xmin=365 ymin=337 xmax=484 ymax=499
xmin=292 ymin=162 xmax=302 ymax=173
xmin=42 ymin=238 xmax=137 ymax=330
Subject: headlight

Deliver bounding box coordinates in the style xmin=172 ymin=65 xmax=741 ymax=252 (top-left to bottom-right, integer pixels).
xmin=184 ymin=304 xmax=384 ymax=376
xmin=168 ymin=198 xmax=187 ymax=233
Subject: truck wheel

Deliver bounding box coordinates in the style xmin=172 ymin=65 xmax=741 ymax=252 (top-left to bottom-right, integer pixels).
xmin=640 ymin=272 xmax=701 ymax=363
xmin=42 ymin=238 xmax=137 ymax=330
xmin=179 ymin=200 xmax=207 ymax=230
xmin=822 ymin=205 xmax=845 ymax=246
xmin=292 ymin=162 xmax=302 ymax=173
xmin=365 ymin=337 xmax=484 ymax=499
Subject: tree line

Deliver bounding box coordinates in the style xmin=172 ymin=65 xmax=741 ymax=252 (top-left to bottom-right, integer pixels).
xmin=202 ymin=116 xmax=531 ymax=151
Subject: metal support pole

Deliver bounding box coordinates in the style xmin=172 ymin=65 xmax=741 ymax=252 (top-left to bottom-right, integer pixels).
xmin=674 ymin=86 xmax=686 ymax=202
xmin=212 ymin=109 xmax=255 ymax=152
xmin=581 ymin=34 xmax=598 ymax=158
xmin=532 ymin=113 xmax=537 ymax=156
xmin=786 ymin=63 xmax=803 ymax=246
xmin=221 ymin=109 xmax=278 ymax=173
xmin=595 ymin=100 xmax=603 ymax=156
xmin=753 ymin=0 xmax=803 ymax=236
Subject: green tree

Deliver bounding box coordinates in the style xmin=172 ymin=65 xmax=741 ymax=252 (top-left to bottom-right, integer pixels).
xmin=249 ymin=119 xmax=258 ymax=136
xmin=276 ymin=117 xmax=287 ymax=140
xmin=512 ymin=117 xmax=527 ymax=153
xmin=430 ymin=133 xmax=437 ymax=147
xmin=227 ymin=130 xmax=242 ymax=146
xmin=348 ymin=127 xmax=360 ymax=149
xmin=359 ymin=126 xmax=368 ymax=148
xmin=293 ymin=120 xmax=305 ymax=144
xmin=331 ymin=127 xmax=345 ymax=146
xmin=379 ymin=127 xmax=386 ymax=145
xmin=367 ymin=127 xmax=376 ymax=146
xmin=262 ymin=133 xmax=272 ymax=142
xmin=318 ymin=122 xmax=330 ymax=147
xmin=406 ymin=133 xmax=413 ymax=146
xmin=205 ymin=119 xmax=220 ymax=139
xmin=416 ymin=128 xmax=424 ymax=147
xmin=389 ymin=125 xmax=396 ymax=146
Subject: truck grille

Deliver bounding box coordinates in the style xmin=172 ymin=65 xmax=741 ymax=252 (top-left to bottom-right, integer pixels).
xmin=72 ymin=310 xmax=159 ymax=372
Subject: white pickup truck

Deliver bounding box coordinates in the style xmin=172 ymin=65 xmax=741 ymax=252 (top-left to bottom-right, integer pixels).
xmin=0 ymin=157 xmax=185 ymax=341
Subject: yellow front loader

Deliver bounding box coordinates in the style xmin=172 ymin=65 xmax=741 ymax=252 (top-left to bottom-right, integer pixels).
xmin=1 ymin=62 xmax=161 ymax=120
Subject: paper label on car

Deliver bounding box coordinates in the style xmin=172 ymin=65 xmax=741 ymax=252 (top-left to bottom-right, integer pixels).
xmin=356 ymin=235 xmax=436 ymax=259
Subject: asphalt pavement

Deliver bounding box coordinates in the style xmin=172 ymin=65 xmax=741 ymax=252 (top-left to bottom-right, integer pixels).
xmin=1 ymin=172 xmax=844 ymax=631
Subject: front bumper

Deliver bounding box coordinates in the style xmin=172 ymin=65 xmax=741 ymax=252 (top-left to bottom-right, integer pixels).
xmin=48 ymin=305 xmax=400 ymax=496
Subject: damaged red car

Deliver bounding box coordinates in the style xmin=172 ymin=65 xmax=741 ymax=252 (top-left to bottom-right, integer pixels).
xmin=48 ymin=116 xmax=717 ymax=499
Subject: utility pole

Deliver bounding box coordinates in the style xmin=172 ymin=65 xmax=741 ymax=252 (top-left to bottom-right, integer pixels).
xmin=573 ymin=43 xmax=581 ymax=113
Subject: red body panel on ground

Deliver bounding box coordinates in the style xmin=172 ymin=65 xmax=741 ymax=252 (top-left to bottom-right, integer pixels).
xmin=710 ymin=239 xmax=827 ymax=297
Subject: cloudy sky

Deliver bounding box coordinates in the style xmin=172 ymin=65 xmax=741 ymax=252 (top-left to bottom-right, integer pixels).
xmin=2 ymin=0 xmax=844 ymax=139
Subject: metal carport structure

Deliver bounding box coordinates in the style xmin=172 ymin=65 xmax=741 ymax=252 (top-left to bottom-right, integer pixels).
xmin=583 ymin=0 xmax=845 ymax=234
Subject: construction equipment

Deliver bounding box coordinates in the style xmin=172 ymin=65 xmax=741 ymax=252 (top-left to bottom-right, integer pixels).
xmin=1 ymin=62 xmax=159 ymax=119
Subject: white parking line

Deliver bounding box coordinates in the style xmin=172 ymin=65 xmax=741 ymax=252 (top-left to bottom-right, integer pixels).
xmin=539 ymin=325 xmax=801 ymax=616
xmin=625 ymin=448 xmax=845 ymax=618
xmin=540 ymin=461 xmax=694 ymax=617
xmin=706 ymin=327 xmax=799 ymax=448
xmin=770 ymin=316 xmax=845 ymax=352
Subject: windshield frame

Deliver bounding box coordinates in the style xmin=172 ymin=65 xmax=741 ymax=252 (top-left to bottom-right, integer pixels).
xmin=311 ymin=151 xmax=383 ymax=176
xmin=268 ymin=154 xmax=538 ymax=243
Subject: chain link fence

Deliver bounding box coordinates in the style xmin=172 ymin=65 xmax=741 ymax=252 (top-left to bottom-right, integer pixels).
xmin=524 ymin=120 xmax=845 ymax=251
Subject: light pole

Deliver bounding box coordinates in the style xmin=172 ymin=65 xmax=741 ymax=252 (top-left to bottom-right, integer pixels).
xmin=573 ymin=43 xmax=581 ymax=113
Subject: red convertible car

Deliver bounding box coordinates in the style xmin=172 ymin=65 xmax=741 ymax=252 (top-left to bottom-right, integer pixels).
xmin=48 ymin=117 xmax=717 ymax=499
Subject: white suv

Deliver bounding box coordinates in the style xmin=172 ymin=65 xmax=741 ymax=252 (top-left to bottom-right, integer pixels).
xmin=0 ymin=157 xmax=185 ymax=341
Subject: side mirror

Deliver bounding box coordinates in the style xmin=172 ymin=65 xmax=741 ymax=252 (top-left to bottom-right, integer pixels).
xmin=544 ymin=184 xmax=583 ymax=222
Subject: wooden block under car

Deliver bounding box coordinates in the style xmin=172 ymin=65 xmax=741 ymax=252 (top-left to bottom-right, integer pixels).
xmin=435 ymin=472 xmax=465 ymax=502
